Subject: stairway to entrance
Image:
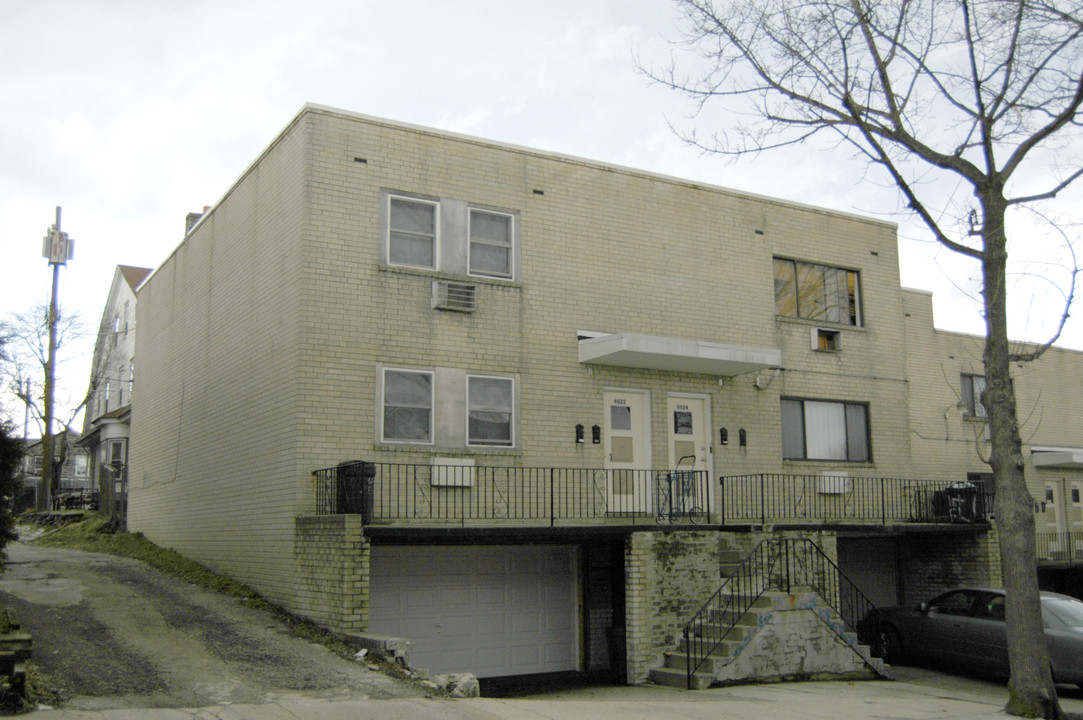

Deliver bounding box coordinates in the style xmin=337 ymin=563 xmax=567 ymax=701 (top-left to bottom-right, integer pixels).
xmin=649 ymin=538 xmax=892 ymax=689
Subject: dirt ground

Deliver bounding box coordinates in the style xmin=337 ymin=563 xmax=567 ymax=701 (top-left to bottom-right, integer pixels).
xmin=0 ymin=541 xmax=426 ymax=711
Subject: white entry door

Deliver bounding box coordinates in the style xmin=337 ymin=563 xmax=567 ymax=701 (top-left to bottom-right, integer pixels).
xmin=603 ymin=390 xmax=650 ymax=514
xmin=664 ymin=395 xmax=712 ymax=519
xmin=1043 ymin=481 xmax=1065 ymax=533
xmin=667 ymin=395 xmax=711 ymax=472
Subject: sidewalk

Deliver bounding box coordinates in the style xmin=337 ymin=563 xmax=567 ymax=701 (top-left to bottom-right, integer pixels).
xmin=25 ymin=677 xmax=1024 ymax=720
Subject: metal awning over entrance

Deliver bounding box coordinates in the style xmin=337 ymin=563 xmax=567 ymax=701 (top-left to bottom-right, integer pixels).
xmin=578 ymin=333 xmax=781 ymax=377
xmin=1033 ymin=447 xmax=1083 ymax=470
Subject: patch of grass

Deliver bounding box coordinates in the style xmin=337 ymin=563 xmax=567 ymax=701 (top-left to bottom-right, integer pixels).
xmin=26 ymin=513 xmax=360 ymax=660
xmin=33 ymin=513 xmax=262 ymax=603
xmin=0 ymin=663 xmax=58 ymax=715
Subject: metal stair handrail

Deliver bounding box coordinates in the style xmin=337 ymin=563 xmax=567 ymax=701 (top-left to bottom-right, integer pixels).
xmin=682 ymin=537 xmax=877 ymax=689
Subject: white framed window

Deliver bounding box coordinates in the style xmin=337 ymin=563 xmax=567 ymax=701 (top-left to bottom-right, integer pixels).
xmin=774 ymin=257 xmax=861 ymax=326
xmin=961 ymin=373 xmax=987 ymax=419
xmin=467 ymin=375 xmax=514 ymax=446
xmin=469 ymin=209 xmax=513 ymax=279
xmin=782 ymin=398 xmax=870 ymax=462
xmin=387 ymin=195 xmax=439 ymax=269
xmin=382 ymin=368 xmax=434 ymax=443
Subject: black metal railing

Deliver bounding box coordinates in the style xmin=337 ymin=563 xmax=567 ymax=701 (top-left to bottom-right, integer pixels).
xmin=682 ymin=538 xmax=876 ymax=689
xmin=1036 ymin=532 xmax=1083 ymax=563
xmin=311 ymin=461 xmax=711 ymax=526
xmin=310 ymin=462 xmax=995 ymax=528
xmin=720 ymin=474 xmax=992 ymax=525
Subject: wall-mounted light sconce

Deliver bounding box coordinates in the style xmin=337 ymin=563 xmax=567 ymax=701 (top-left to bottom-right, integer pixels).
xmin=592 ymin=425 xmax=601 ymax=444
xmin=739 ymin=429 xmax=747 ymax=447
xmin=575 ymin=424 xmax=585 ymax=444
xmin=720 ymin=428 xmax=728 ymax=445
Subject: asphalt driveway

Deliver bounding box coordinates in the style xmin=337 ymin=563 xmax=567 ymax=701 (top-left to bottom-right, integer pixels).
xmin=0 ymin=541 xmax=424 ymax=711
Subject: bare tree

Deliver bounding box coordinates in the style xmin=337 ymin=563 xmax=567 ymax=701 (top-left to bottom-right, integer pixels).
xmin=0 ymin=304 xmax=94 ymax=508
xmin=643 ymin=1 xmax=1083 ymax=716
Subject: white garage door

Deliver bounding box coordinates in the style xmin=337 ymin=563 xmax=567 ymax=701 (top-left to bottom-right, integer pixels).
xmin=369 ymin=545 xmax=579 ymax=678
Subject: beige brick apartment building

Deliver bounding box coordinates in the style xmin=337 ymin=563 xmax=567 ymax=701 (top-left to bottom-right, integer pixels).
xmin=126 ymin=104 xmax=1083 ymax=686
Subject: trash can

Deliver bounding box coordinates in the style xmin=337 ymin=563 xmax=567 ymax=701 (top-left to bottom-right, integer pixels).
xmin=936 ymin=481 xmax=981 ymax=523
xmin=336 ymin=461 xmax=375 ymax=522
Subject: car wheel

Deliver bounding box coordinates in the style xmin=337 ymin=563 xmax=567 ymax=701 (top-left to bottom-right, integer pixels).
xmin=875 ymin=625 xmax=905 ymax=664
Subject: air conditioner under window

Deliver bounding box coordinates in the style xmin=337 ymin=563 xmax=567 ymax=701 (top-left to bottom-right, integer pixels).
xmin=431 ymin=457 xmax=475 ymax=487
xmin=432 ymin=281 xmax=477 ymax=312
xmin=819 ymin=471 xmax=851 ymax=495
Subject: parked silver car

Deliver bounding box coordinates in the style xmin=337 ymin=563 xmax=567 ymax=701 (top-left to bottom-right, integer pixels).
xmin=858 ymin=587 xmax=1083 ymax=687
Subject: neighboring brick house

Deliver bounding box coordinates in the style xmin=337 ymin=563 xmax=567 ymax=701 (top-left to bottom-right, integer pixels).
xmin=126 ymin=104 xmax=1083 ymax=685
xmin=79 ymin=264 xmax=151 ymax=527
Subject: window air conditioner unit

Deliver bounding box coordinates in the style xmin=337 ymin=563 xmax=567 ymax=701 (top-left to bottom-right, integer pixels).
xmin=819 ymin=471 xmax=851 ymax=495
xmin=432 ymin=281 xmax=477 ymax=312
xmin=431 ymin=457 xmax=475 ymax=487
xmin=811 ymin=327 xmax=841 ymax=351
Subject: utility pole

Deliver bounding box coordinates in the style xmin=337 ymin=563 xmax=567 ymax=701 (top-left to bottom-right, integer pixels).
xmin=40 ymin=206 xmax=73 ymax=510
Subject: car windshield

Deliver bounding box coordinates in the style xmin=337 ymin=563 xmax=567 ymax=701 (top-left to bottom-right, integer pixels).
xmin=1043 ymin=597 xmax=1083 ymax=628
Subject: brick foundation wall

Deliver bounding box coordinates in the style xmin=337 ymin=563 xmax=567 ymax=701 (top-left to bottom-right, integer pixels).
xmin=625 ymin=531 xmax=726 ymax=683
xmin=293 ymin=515 xmax=368 ymax=636
xmin=900 ymin=525 xmax=1002 ymax=605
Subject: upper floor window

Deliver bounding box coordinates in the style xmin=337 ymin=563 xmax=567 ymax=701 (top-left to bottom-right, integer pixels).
xmin=782 ymin=398 xmax=870 ymax=462
xmin=467 ymin=375 xmax=514 ymax=446
xmin=961 ymin=374 xmax=987 ymax=419
xmin=383 ymin=192 xmax=519 ymax=281
xmin=388 ymin=196 xmax=438 ymax=269
xmin=382 ymin=368 xmax=433 ymax=443
xmin=469 ymin=209 xmax=513 ymax=279
xmin=110 ymin=440 xmax=125 ymax=465
xmin=774 ymin=258 xmax=861 ymax=326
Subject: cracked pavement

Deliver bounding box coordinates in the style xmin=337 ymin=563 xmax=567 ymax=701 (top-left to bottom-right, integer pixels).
xmin=0 ymin=541 xmax=425 ymax=711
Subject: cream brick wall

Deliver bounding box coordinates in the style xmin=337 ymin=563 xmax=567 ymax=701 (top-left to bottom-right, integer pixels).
xmin=128 ymin=112 xmax=311 ymax=607
xmin=130 ymin=104 xmax=1022 ymax=620
xmin=293 ymin=515 xmax=368 ymax=635
xmin=288 ymin=107 xmax=911 ymax=480
xmin=902 ymin=288 xmax=1083 ymax=522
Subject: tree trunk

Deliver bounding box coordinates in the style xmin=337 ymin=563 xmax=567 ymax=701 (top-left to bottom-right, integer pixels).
xmin=982 ymin=194 xmax=1059 ymax=718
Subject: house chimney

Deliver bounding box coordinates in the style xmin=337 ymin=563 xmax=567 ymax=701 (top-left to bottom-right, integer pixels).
xmin=185 ymin=206 xmax=211 ymax=235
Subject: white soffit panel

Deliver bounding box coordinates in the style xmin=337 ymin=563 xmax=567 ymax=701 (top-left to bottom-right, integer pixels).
xmin=578 ymin=333 xmax=781 ymax=376
xmin=1032 ymin=448 xmax=1083 ymax=469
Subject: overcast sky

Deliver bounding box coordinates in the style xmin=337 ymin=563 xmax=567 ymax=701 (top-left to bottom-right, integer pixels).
xmin=2 ymin=0 xmax=1080 ymax=428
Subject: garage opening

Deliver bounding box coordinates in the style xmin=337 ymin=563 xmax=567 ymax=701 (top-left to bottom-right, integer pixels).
xmin=369 ymin=544 xmax=580 ymax=679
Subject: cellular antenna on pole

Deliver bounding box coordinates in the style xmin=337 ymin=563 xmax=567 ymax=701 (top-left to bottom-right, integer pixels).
xmin=39 ymin=206 xmax=73 ymax=510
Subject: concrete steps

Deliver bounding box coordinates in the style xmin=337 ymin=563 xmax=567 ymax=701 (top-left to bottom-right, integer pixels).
xmin=649 ymin=590 xmax=890 ymax=689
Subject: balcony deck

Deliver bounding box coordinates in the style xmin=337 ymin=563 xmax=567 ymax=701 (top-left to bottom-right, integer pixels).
xmin=309 ymin=462 xmax=993 ymax=531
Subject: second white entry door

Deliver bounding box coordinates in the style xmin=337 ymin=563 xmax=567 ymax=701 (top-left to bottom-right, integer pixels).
xmin=603 ymin=390 xmax=650 ymax=514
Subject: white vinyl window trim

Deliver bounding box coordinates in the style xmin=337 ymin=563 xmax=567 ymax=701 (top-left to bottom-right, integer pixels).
xmin=467 ymin=374 xmax=515 ymax=447
xmin=961 ymin=374 xmax=988 ymax=419
xmin=382 ymin=368 xmax=434 ymax=444
xmin=782 ymin=398 xmax=870 ymax=462
xmin=387 ymin=195 xmax=439 ymax=270
xmin=468 ymin=208 xmax=514 ymax=279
